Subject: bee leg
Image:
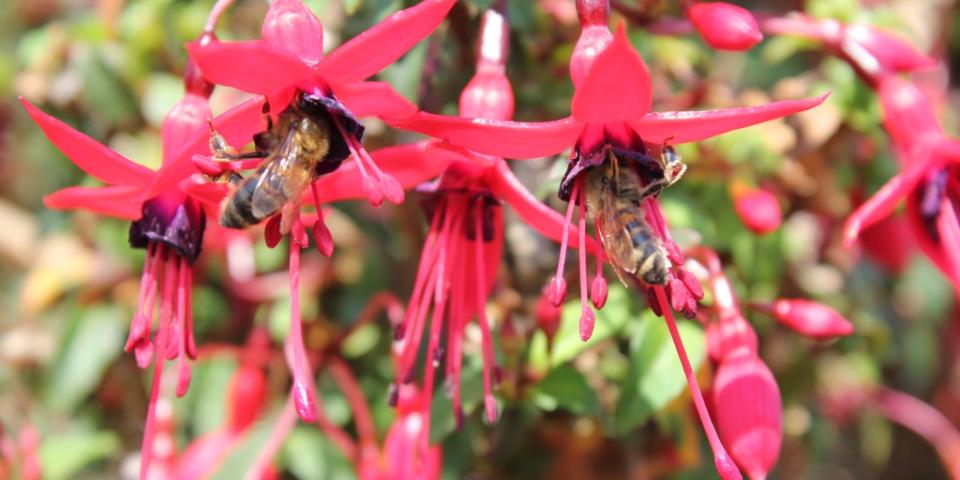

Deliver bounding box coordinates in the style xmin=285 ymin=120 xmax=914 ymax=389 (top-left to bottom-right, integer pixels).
xmin=261 ymin=98 xmax=274 ymax=131
xmin=225 ymin=171 xmax=244 ymax=186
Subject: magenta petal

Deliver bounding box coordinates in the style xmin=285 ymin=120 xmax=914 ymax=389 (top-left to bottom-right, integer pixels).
xmin=490 ymin=160 xmax=598 ymax=254
xmin=44 ymin=185 xmax=144 ymax=220
xmin=310 ymin=141 xmax=455 ymax=204
xmin=571 ymin=23 xmax=652 ymax=122
xmin=145 ymin=97 xmax=265 ymax=199
xmin=187 ymin=40 xmax=314 ymax=96
xmin=261 ymin=0 xmax=325 ymax=67
xmin=21 ymin=98 xmax=153 ymax=186
xmin=317 ymin=0 xmax=457 ymax=83
xmin=631 ymin=93 xmax=830 ymax=144
xmin=390 ymin=112 xmax=581 ymax=159
xmin=842 ymin=157 xmax=933 ymax=246
xmin=329 ymin=81 xmax=417 ymax=120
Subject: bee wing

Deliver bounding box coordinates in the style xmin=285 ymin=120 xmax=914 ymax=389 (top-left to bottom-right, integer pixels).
xmin=251 ymin=123 xmax=315 ymax=216
xmin=597 ymin=187 xmax=640 ymax=287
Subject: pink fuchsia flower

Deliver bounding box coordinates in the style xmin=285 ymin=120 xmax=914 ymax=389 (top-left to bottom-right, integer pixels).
xmin=187 ymin=0 xmax=456 ymax=209
xmin=362 ymin=386 xmax=441 ymax=480
xmin=758 ymin=14 xmax=936 ymax=84
xmin=731 ymin=184 xmax=782 ymax=235
xmin=20 ymin=39 xmax=257 ymax=477
xmin=711 ymin=352 xmax=783 ymax=480
xmin=687 ymin=2 xmax=763 ymax=51
xmin=391 ymin=9 xmax=589 ymax=443
xmin=838 ymin=76 xmax=960 ymax=292
xmin=392 ymin=0 xmax=825 ymax=332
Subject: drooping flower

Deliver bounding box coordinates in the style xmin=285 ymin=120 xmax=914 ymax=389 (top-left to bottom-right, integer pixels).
xmin=756 ymin=299 xmax=854 ymax=341
xmin=389 ymin=9 xmax=589 ymax=448
xmin=392 ymin=0 xmax=825 ymax=334
xmin=20 ymin=25 xmax=261 ymax=475
xmin=687 ymin=2 xmax=763 ymax=51
xmin=178 ymin=0 xmax=457 ymax=423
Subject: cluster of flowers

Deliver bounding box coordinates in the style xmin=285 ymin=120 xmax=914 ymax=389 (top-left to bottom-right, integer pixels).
xmin=25 ymin=0 xmax=932 ymax=478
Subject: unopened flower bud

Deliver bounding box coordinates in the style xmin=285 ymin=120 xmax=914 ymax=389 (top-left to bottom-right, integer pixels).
xmin=768 ymin=299 xmax=854 ymax=340
xmin=732 ymin=186 xmax=782 ymax=235
xmin=842 ymin=24 xmax=936 ymax=77
xmin=227 ymin=365 xmax=267 ymax=432
xmin=261 ymin=0 xmax=325 ymax=67
xmin=688 ymin=2 xmax=763 ymax=52
xmin=712 ymin=353 xmax=782 ymax=480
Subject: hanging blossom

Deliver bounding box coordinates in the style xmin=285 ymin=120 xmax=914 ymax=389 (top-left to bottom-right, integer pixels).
xmin=388 ymin=9 xmax=592 ymax=451
xmin=180 ymin=0 xmax=456 ymax=423
xmin=759 ymin=14 xmax=960 ymax=294
xmin=391 ymin=0 xmax=826 ymax=337
xmin=20 ymin=17 xmax=268 ymax=475
xmin=685 ymin=247 xmax=852 ymax=479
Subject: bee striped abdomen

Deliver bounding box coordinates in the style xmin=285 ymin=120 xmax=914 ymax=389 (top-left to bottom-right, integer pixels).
xmin=221 ymin=176 xmax=262 ymax=228
xmin=618 ymin=210 xmax=670 ymax=285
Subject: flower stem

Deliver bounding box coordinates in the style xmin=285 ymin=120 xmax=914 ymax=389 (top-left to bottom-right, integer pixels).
xmin=654 ymin=286 xmax=742 ymax=480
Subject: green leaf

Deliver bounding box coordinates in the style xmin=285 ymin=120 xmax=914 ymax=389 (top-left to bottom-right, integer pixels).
xmin=282 ymin=427 xmax=356 ymax=480
xmin=39 ymin=430 xmax=119 ymax=480
xmin=429 ymin=361 xmax=483 ymax=444
xmin=531 ymin=364 xmax=599 ymax=415
xmin=207 ymin=408 xmax=284 ymax=480
xmin=45 ymin=305 xmax=123 ymax=411
xmin=549 ymin=284 xmax=632 ymax=367
xmin=614 ymin=315 xmax=705 ymax=434
xmin=181 ymin=358 xmax=236 ymax=436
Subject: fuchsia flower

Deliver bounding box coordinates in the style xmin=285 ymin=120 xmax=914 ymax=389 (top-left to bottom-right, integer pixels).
xmin=19 ymin=32 xmax=258 ymax=476
xmin=389 ymin=9 xmax=588 ymax=447
xmin=362 ymin=386 xmax=441 ymax=480
xmin=758 ymin=299 xmax=854 ymax=341
xmin=178 ymin=0 xmax=457 ymax=423
xmin=687 ymin=2 xmax=763 ymax=51
xmin=392 ymin=0 xmax=825 ymax=333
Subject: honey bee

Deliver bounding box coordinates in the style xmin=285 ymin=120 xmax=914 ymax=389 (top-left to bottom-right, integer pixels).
xmin=210 ymin=91 xmax=348 ymax=231
xmin=586 ymin=142 xmax=685 ymax=286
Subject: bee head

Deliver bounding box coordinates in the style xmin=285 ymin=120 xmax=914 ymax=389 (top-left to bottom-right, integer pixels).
xmin=659 ymin=142 xmax=686 ymax=186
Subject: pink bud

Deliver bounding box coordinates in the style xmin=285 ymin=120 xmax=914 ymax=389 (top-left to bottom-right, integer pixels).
xmin=706 ymin=313 xmax=758 ymax=363
xmin=688 ymin=2 xmax=763 ymax=52
xmin=877 ymin=76 xmax=942 ymax=150
xmin=732 ymin=187 xmax=782 ymax=235
xmin=590 ymin=275 xmax=608 ymax=309
xmin=712 ymin=353 xmax=782 ymax=480
xmin=162 ymin=94 xmax=212 ymax=165
xmin=261 ymin=0 xmax=325 ymax=68
xmin=769 ymin=299 xmax=854 ymax=340
xmin=227 ymin=365 xmax=267 ymax=432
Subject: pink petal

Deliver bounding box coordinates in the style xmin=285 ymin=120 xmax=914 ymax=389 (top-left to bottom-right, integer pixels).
xmin=44 ymin=185 xmax=144 ymax=220
xmin=329 ymin=81 xmax=417 ymax=120
xmin=186 ymin=40 xmax=314 ymax=96
xmin=571 ymin=23 xmax=652 ymax=122
xmin=145 ymin=97 xmax=266 ymax=199
xmin=490 ymin=159 xmax=598 ymax=254
xmin=21 ymin=98 xmax=153 ymax=186
xmin=770 ymin=299 xmax=854 ymax=340
xmin=162 ymin=94 xmax=212 ymax=164
xmin=317 ymin=0 xmax=457 ymax=83
xmin=631 ymin=93 xmax=830 ymax=144
xmin=389 ymin=112 xmax=582 ymax=159
xmin=310 ymin=141 xmax=456 ymax=204
xmin=842 ymin=156 xmax=935 ymax=246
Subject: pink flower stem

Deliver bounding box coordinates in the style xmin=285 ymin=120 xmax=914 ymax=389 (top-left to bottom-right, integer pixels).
xmin=328 ymin=358 xmax=377 ymax=454
xmin=244 ymin=395 xmax=299 ymax=480
xmin=204 ymin=0 xmax=237 ymax=33
xmin=874 ymin=388 xmax=960 ymax=478
xmin=654 ymin=286 xmax=742 ymax=480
